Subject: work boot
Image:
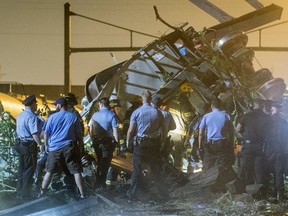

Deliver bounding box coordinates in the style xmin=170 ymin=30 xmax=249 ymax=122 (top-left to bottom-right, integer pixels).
xmin=38 ymin=188 xmax=47 ymax=198
xmin=76 ymin=193 xmax=87 ymax=200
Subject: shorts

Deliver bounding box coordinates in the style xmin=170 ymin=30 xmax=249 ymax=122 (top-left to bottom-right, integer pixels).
xmin=46 ymin=143 xmax=81 ymax=174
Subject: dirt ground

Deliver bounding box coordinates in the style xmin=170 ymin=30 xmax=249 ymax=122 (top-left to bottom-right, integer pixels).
xmin=1 ymin=180 xmax=288 ymax=216
xmin=1 ymin=171 xmax=288 ymax=216
xmin=91 ymin=181 xmax=288 ymax=216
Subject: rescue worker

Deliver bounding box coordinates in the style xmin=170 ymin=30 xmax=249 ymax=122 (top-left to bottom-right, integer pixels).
xmin=266 ymin=102 xmax=288 ymax=201
xmin=185 ymin=103 xmax=210 ymax=173
xmin=109 ymin=99 xmax=125 ymax=151
xmin=126 ymin=90 xmax=167 ymax=200
xmin=109 ymin=99 xmax=122 ymax=123
xmin=88 ymin=97 xmax=119 ymax=189
xmin=122 ymin=96 xmax=142 ymax=140
xmin=65 ymin=92 xmax=85 ymax=156
xmin=33 ymin=108 xmax=63 ymax=188
xmin=64 ymin=92 xmax=85 ymax=189
xmin=15 ymin=95 xmax=43 ymax=200
xmin=106 ymin=99 xmax=123 ymax=185
xmin=39 ymin=97 xmax=85 ymax=199
xmin=236 ymin=98 xmax=273 ymax=191
xmin=263 ymin=99 xmax=272 ymax=115
xmin=33 ymin=111 xmax=45 ymax=188
xmin=151 ymin=96 xmax=176 ymax=159
xmin=198 ymin=98 xmax=234 ymax=171
xmin=65 ymin=93 xmax=81 ymax=119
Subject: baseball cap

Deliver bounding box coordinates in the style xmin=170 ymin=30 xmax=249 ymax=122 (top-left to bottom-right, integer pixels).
xmin=53 ymin=97 xmax=68 ymax=106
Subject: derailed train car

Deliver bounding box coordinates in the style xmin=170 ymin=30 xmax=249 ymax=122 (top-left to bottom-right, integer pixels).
xmin=83 ymin=4 xmax=286 ymax=149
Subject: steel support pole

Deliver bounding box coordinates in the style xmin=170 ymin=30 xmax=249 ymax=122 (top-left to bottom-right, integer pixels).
xmin=64 ymin=3 xmax=71 ymax=94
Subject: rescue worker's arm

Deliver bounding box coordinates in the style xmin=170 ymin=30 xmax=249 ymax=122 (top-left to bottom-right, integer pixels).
xmin=89 ymin=125 xmax=93 ymax=137
xmin=43 ymin=131 xmax=49 ymax=153
xmin=88 ymin=119 xmax=94 ymax=137
xmin=113 ymin=127 xmax=119 ymax=143
xmin=126 ymin=123 xmax=136 ymax=149
xmin=235 ymin=123 xmax=242 ymax=133
xmin=32 ymin=133 xmax=43 ymax=147
xmin=111 ymin=114 xmax=119 ymax=143
xmin=160 ymin=123 xmax=165 ymax=151
xmin=183 ymin=122 xmax=193 ymax=148
xmin=235 ymin=123 xmax=244 ymax=139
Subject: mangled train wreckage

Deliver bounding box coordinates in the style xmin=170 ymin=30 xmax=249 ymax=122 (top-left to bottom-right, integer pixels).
xmin=83 ymin=4 xmax=286 ymax=152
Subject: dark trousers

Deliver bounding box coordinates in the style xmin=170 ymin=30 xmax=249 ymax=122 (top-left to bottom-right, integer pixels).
xmin=267 ymin=152 xmax=286 ymax=191
xmin=34 ymin=152 xmax=48 ymax=186
xmin=203 ymin=139 xmax=233 ymax=171
xmin=203 ymin=151 xmax=228 ymax=171
xmin=127 ymin=137 xmax=167 ymax=198
xmin=93 ymin=137 xmax=114 ymax=188
xmin=238 ymin=147 xmax=266 ymax=186
xmin=15 ymin=142 xmax=37 ymax=198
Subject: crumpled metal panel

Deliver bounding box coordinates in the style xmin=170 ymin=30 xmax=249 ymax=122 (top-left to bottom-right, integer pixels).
xmin=205 ymin=4 xmax=283 ymax=41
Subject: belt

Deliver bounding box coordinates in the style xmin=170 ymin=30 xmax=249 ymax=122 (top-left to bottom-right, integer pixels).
xmin=208 ymin=138 xmax=226 ymax=143
xmin=20 ymin=140 xmax=36 ymax=147
xmin=137 ymin=134 xmax=160 ymax=139
xmin=20 ymin=140 xmax=34 ymax=143
xmin=93 ymin=136 xmax=112 ymax=140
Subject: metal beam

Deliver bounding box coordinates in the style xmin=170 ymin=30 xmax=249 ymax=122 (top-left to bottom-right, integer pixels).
xmin=205 ymin=4 xmax=283 ymax=41
xmin=245 ymin=0 xmax=264 ymax=9
xmin=71 ymin=47 xmax=142 ymax=53
xmin=188 ymin=0 xmax=234 ymax=23
xmin=248 ymin=47 xmax=288 ymax=52
xmin=246 ymin=20 xmax=288 ymax=52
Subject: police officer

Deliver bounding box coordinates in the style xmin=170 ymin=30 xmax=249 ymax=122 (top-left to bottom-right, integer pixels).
xmin=39 ymin=97 xmax=85 ymax=199
xmin=126 ymin=90 xmax=166 ymax=200
xmin=15 ymin=95 xmax=43 ymax=200
xmin=151 ymin=96 xmax=176 ymax=159
xmin=267 ymin=102 xmax=288 ymax=201
xmin=236 ymin=98 xmax=273 ymax=189
xmin=198 ymin=98 xmax=234 ymax=172
xmin=88 ymin=97 xmax=119 ymax=189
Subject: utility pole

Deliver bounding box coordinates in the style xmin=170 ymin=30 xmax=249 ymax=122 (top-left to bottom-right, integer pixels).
xmin=64 ymin=2 xmax=72 ymax=94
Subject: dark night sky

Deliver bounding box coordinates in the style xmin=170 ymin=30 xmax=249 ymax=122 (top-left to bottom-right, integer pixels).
xmin=0 ymin=0 xmax=287 ymax=86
